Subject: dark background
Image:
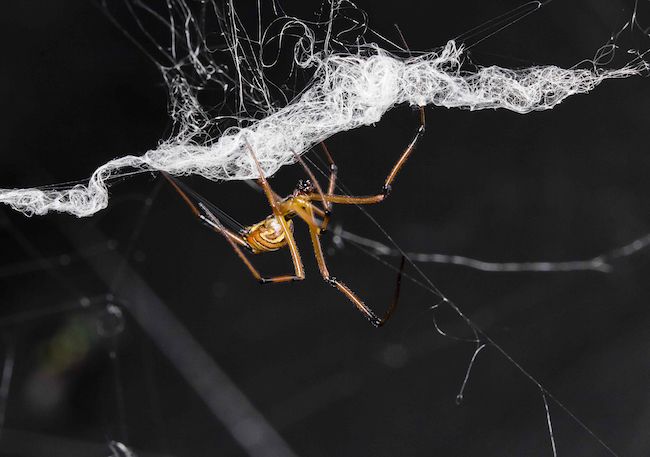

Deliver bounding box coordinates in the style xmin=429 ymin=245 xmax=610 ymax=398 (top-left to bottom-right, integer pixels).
xmin=1 ymin=1 xmax=649 ymax=456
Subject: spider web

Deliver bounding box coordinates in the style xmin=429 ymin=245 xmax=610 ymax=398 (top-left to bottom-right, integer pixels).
xmin=0 ymin=1 xmax=650 ymax=456
xmin=0 ymin=1 xmax=646 ymax=217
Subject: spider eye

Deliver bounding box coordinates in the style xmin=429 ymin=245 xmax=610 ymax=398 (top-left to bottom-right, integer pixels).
xmin=296 ymin=179 xmax=313 ymax=193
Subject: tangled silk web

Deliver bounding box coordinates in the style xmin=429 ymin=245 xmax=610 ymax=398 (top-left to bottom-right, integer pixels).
xmin=0 ymin=38 xmax=641 ymax=217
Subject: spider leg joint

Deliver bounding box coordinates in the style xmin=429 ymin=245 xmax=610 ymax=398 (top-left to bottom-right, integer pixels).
xmin=326 ymin=276 xmax=338 ymax=287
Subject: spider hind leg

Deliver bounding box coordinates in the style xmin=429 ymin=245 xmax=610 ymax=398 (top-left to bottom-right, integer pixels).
xmin=308 ymin=218 xmax=405 ymax=327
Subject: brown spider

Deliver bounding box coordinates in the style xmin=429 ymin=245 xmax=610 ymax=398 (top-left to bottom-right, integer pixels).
xmin=163 ymin=106 xmax=425 ymax=327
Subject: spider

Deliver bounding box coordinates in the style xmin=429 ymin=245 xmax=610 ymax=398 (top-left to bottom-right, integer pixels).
xmin=163 ymin=106 xmax=425 ymax=327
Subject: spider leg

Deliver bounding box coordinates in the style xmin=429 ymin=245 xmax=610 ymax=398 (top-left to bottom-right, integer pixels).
xmin=306 ymin=205 xmax=405 ymax=327
xmin=320 ymin=142 xmax=338 ymax=196
xmin=310 ymin=193 xmax=387 ymax=205
xmin=383 ymin=106 xmax=426 ymax=194
xmin=310 ymin=205 xmax=327 ymax=220
xmin=246 ymin=142 xmax=305 ymax=282
xmin=292 ymin=150 xmax=331 ymax=214
xmin=162 ymin=171 xmax=303 ymax=284
xmin=161 ymin=172 xmax=247 ymax=247
xmin=291 ymin=204 xmax=323 ymax=231
xmin=245 ymin=179 xmax=282 ymax=202
xmin=307 ymin=106 xmax=426 ymax=205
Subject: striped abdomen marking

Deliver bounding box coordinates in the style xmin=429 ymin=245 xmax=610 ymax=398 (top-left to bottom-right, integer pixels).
xmin=245 ymin=216 xmax=293 ymax=253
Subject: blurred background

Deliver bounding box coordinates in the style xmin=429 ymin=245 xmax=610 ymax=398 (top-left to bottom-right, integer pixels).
xmin=1 ymin=1 xmax=649 ymax=456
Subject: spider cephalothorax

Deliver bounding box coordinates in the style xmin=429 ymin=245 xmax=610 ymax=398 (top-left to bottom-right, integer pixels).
xmin=164 ymin=106 xmax=425 ymax=327
xmin=295 ymin=179 xmax=315 ymax=195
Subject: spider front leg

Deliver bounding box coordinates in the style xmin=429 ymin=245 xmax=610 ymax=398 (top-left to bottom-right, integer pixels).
xmin=308 ymin=106 xmax=426 ymax=205
xmin=383 ymin=106 xmax=426 ymax=195
xmin=306 ymin=206 xmax=405 ymax=327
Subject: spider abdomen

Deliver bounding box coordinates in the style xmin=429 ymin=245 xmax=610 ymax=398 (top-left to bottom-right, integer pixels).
xmin=245 ymin=216 xmax=294 ymax=254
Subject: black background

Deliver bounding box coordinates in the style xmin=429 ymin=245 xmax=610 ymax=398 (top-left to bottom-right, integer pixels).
xmin=1 ymin=1 xmax=649 ymax=456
